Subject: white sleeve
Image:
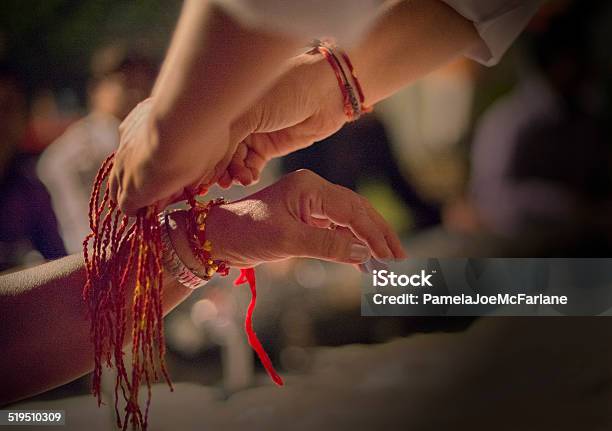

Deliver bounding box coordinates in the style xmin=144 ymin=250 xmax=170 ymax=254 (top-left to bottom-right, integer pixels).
xmin=37 ymin=124 xmax=94 ymax=254
xmin=441 ymin=0 xmax=542 ymax=66
xmin=210 ymin=0 xmax=382 ymax=46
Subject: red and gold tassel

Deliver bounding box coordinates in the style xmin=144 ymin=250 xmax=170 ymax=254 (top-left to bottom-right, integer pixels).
xmin=84 ymin=153 xmax=282 ymax=430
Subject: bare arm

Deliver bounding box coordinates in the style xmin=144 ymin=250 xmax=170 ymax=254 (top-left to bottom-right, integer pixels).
xmin=0 ymin=249 xmax=192 ymax=406
xmin=151 ymin=1 xmax=301 ymax=144
xmin=350 ymin=0 xmax=480 ymax=105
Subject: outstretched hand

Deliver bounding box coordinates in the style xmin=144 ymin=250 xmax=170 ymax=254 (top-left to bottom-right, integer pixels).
xmin=203 ymin=170 xmax=406 ymax=267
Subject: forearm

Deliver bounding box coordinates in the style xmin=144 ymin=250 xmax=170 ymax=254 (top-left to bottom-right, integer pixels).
xmin=350 ymin=0 xmax=480 ymax=105
xmin=151 ymin=1 xmax=301 ymax=162
xmin=0 ymin=248 xmax=193 ymax=405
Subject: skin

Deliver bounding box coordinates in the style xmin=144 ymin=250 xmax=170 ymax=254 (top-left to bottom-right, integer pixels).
xmin=0 ymin=170 xmax=405 ymax=406
xmin=224 ymin=0 xmax=480 ymax=186
xmin=109 ymin=1 xmax=302 ymax=214
xmin=110 ymin=0 xmax=480 ymax=213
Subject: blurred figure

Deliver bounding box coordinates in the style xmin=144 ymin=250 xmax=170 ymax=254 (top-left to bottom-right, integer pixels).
xmin=468 ymin=0 xmax=612 ymax=252
xmin=0 ymin=64 xmax=65 ymax=271
xmin=38 ymin=44 xmax=157 ymax=253
xmin=20 ymin=88 xmax=79 ymax=154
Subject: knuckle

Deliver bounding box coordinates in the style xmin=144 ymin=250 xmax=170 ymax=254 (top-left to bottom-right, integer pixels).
xmin=118 ymin=196 xmax=130 ymax=214
xmin=382 ymin=224 xmax=394 ymax=239
xmin=283 ymin=169 xmax=320 ymax=194
xmin=292 ymin=169 xmax=317 ymax=181
xmin=351 ymin=199 xmax=368 ymax=221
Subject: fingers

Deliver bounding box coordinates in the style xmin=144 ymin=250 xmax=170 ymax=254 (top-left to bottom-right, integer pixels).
xmin=156 ymin=189 xmax=188 ymax=211
xmin=109 ymin=163 xmax=145 ymax=215
xmin=117 ymin=188 xmax=141 ymax=216
xmin=109 ymin=169 xmax=120 ymax=206
xmin=313 ymin=180 xmax=406 ymax=261
xmin=309 ymin=217 xmax=333 ymax=229
xmin=224 ymin=121 xmax=319 ymax=188
xmin=244 ymin=149 xmax=265 ymax=183
xmin=218 ymin=171 xmax=233 ymax=189
xmin=360 ymin=198 xmax=407 ymax=259
xmin=114 ymin=170 xmax=168 ymax=216
xmin=227 ymin=139 xmax=267 ymax=186
xmin=300 ymin=226 xmax=371 ymax=264
xmin=227 ymin=143 xmax=253 ymax=186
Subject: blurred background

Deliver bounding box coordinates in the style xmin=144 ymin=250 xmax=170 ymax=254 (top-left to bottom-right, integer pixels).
xmin=2 ymin=0 xmax=612 ymax=428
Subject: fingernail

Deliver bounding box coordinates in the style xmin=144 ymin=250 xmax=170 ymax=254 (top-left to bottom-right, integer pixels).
xmin=350 ymin=244 xmax=370 ymax=262
xmin=359 ymin=257 xmax=393 ymax=274
xmin=359 ymin=258 xmax=389 ymax=274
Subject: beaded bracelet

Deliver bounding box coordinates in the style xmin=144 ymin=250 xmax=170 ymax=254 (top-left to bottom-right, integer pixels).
xmin=186 ymin=197 xmax=230 ymax=280
xmin=159 ymin=210 xmax=209 ymax=290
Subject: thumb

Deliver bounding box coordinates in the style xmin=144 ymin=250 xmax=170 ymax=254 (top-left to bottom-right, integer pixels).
xmin=301 ymin=226 xmax=371 ymax=264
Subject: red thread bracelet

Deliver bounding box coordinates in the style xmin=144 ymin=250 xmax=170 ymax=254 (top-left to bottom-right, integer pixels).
xmin=338 ymin=50 xmax=372 ymax=114
xmin=316 ymin=45 xmax=355 ymax=120
xmin=310 ymin=40 xmax=371 ymax=120
xmin=187 ymin=198 xmax=282 ymax=384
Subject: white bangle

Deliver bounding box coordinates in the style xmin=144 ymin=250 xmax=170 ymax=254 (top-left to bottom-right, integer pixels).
xmin=158 ymin=210 xmax=208 ymax=290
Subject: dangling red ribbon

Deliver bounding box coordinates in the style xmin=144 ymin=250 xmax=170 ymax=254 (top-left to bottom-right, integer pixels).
xmin=234 ymin=268 xmax=284 ymax=386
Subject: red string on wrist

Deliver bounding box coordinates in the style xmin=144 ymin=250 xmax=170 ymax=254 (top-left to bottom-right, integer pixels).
xmin=316 ymin=45 xmax=355 ymax=120
xmin=310 ymin=39 xmax=372 ymax=120
xmin=338 ymin=51 xmax=372 ymax=114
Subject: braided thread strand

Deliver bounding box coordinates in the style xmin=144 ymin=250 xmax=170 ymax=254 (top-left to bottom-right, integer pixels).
xmin=84 ymin=154 xmax=283 ymax=430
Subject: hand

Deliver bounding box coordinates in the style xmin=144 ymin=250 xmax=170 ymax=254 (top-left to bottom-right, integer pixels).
xmin=109 ymin=99 xmax=236 ymax=214
xmin=173 ymin=170 xmax=406 ymax=269
xmin=110 ymin=53 xmax=345 ymax=212
xmin=219 ymin=53 xmax=347 ymax=187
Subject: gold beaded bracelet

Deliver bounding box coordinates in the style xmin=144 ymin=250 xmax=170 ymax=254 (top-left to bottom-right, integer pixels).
xmin=186 ymin=197 xmax=230 ymax=280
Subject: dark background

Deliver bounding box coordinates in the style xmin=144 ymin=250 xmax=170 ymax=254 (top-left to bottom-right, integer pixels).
xmin=2 ymin=1 xmax=612 ymax=429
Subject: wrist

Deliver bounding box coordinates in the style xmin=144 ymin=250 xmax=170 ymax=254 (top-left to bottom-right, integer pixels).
xmin=166 ymin=203 xmax=241 ymax=270
xmin=306 ymin=42 xmax=371 ymax=120
xmin=204 ymin=202 xmax=242 ymax=267
xmin=303 ymin=53 xmax=346 ymax=120
xmin=151 ymin=102 xmax=230 ymax=181
xmin=165 ymin=209 xmax=207 ymax=275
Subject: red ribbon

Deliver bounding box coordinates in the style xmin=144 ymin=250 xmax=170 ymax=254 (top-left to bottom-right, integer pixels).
xmin=234 ymin=268 xmax=284 ymax=386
